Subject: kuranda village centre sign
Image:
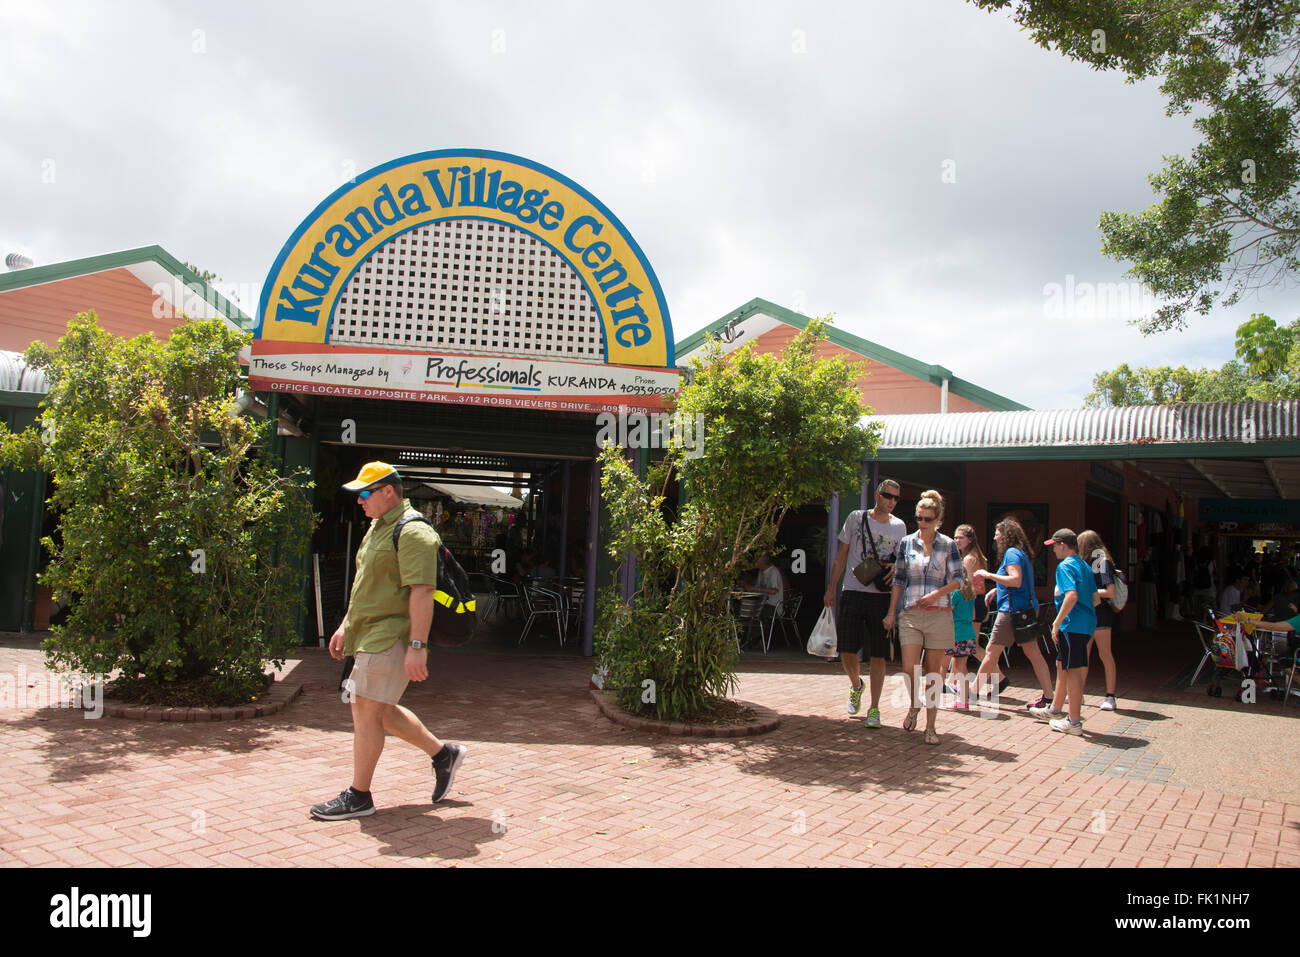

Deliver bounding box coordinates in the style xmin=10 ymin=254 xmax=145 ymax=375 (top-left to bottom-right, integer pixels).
xmin=251 ymin=149 xmax=678 ymax=413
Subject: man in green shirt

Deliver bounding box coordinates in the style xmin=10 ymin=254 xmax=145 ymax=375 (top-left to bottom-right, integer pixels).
xmin=310 ymin=462 xmax=466 ymax=821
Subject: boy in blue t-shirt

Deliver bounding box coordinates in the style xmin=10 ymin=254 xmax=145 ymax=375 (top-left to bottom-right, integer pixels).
xmin=1031 ymin=528 xmax=1097 ymax=735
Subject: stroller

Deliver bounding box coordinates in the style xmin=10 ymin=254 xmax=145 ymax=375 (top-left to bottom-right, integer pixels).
xmin=1195 ymin=611 xmax=1286 ymax=701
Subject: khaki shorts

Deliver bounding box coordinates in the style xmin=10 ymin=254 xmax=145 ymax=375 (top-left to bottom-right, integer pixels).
xmin=989 ymin=610 xmax=1040 ymax=647
xmin=346 ymin=640 xmax=409 ymax=705
xmin=897 ymin=608 xmax=955 ymax=651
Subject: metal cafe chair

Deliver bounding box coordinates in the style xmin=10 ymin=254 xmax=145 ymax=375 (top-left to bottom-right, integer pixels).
xmin=519 ymin=582 xmax=565 ymax=646
xmin=774 ymin=590 xmax=803 ymax=648
xmin=487 ymin=576 xmax=522 ymax=623
xmin=731 ymin=592 xmax=768 ymax=653
xmin=565 ymin=579 xmax=586 ymax=637
xmin=467 ymin=572 xmax=495 ymax=621
xmin=535 ymin=577 xmax=570 ymax=643
xmin=1189 ymin=609 xmax=1223 ymax=688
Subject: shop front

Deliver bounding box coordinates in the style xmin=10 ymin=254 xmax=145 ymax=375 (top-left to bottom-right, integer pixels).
xmin=868 ymin=402 xmax=1300 ymax=631
xmin=250 ymin=149 xmax=678 ymax=654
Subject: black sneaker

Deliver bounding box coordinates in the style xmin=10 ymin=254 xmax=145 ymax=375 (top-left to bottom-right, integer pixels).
xmin=310 ymin=788 xmax=375 ymax=821
xmin=432 ymin=743 xmax=466 ymax=802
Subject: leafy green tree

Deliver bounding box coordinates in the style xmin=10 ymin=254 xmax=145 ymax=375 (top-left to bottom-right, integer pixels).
xmin=595 ymin=320 xmax=877 ymax=720
xmin=973 ymin=1 xmax=1300 ymax=332
xmin=1085 ymin=311 xmax=1300 ymax=404
xmin=0 ymin=312 xmax=314 ymax=702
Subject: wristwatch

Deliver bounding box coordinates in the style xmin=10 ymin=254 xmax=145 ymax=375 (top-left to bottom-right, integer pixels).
xmin=409 ymin=639 xmax=427 ymax=650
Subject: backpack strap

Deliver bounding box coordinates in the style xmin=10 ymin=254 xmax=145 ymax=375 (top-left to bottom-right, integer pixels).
xmin=392 ymin=510 xmax=433 ymax=552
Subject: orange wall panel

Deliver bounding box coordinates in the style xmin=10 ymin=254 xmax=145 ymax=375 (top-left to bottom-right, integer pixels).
xmin=749 ymin=326 xmax=993 ymax=414
xmin=0 ymin=269 xmax=183 ymax=352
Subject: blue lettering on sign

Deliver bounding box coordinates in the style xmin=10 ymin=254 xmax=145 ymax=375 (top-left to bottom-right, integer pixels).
xmin=272 ymin=163 xmax=660 ymax=352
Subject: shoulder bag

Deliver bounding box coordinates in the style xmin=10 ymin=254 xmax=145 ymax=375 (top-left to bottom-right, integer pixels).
xmin=852 ymin=513 xmax=885 ymax=587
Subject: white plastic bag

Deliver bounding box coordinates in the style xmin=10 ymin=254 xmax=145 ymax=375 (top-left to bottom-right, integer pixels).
xmin=807 ymin=607 xmax=837 ymax=657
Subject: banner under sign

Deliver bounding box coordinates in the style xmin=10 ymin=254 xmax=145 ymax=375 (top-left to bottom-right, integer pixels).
xmin=1198 ymin=498 xmax=1300 ymax=525
xmin=248 ymin=341 xmax=678 ymax=413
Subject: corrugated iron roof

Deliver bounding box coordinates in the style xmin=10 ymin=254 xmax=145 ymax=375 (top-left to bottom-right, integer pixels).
xmin=0 ymin=350 xmax=47 ymax=394
xmin=865 ymin=401 xmax=1300 ymax=450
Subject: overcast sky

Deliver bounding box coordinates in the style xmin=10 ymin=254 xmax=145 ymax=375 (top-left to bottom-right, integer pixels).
xmin=3 ymin=0 xmax=1297 ymax=409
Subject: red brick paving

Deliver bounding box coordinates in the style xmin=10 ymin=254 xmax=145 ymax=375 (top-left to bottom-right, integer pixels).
xmin=1 ymin=642 xmax=1298 ymax=867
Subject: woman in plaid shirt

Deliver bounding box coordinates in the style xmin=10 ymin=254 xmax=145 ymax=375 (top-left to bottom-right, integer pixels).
xmin=883 ymin=490 xmax=965 ymax=745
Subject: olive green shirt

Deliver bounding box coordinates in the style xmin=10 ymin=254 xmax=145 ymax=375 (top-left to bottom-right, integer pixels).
xmin=344 ymin=499 xmax=440 ymax=656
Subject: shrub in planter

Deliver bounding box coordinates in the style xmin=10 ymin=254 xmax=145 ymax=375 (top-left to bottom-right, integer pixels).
xmin=0 ymin=312 xmax=315 ymax=704
xmin=595 ymin=320 xmax=877 ymax=721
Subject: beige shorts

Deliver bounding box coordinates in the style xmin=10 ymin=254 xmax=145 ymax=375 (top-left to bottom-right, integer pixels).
xmin=347 ymin=640 xmax=409 ymax=705
xmin=897 ymin=608 xmax=955 ymax=650
xmin=989 ymin=610 xmax=1041 ymax=647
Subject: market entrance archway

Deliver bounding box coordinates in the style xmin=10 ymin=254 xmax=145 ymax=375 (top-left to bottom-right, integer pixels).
xmin=253 ymin=150 xmax=678 ymax=654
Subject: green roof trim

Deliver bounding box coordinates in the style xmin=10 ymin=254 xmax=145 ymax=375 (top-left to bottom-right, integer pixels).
xmin=870 ymin=440 xmax=1300 ymax=462
xmin=674 ymin=297 xmax=1027 ymax=412
xmin=0 ymin=245 xmax=253 ymax=331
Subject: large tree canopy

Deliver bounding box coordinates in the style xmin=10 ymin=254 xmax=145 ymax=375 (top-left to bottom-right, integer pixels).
xmin=1085 ymin=311 xmax=1300 ymax=404
xmin=975 ymin=0 xmax=1300 ymax=332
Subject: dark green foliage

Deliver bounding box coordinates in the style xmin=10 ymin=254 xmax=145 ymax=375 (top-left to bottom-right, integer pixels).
xmin=1085 ymin=311 xmax=1300 ymax=404
xmin=0 ymin=312 xmax=315 ymax=702
xmin=974 ymin=1 xmax=1300 ymax=331
xmin=594 ymin=320 xmax=877 ymax=720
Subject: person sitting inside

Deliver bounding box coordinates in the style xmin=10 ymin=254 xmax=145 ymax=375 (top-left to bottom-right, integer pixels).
xmin=1219 ymin=568 xmax=1250 ymax=616
xmin=512 ymin=547 xmax=535 ymax=586
xmin=753 ymin=553 xmax=785 ymax=640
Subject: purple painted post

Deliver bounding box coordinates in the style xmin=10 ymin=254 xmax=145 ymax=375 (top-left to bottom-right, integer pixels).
xmin=559 ymin=461 xmax=571 ymax=578
xmin=582 ymin=450 xmax=600 ymax=656
xmin=827 ymin=492 xmax=840 ymax=593
xmin=621 ymin=445 xmax=637 ymax=601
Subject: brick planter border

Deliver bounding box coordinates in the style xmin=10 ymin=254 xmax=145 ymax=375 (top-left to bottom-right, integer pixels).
xmin=103 ymin=679 xmax=303 ymax=722
xmin=590 ymin=689 xmax=780 ymax=737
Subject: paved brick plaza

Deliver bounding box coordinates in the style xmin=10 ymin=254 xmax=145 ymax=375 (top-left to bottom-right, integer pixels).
xmin=1 ymin=636 xmax=1297 ymax=868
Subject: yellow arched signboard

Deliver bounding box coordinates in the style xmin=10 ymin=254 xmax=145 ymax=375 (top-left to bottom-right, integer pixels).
xmin=257 ymin=149 xmax=673 ymax=368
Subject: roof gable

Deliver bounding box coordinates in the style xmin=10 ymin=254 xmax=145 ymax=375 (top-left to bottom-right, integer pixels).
xmin=0 ymin=245 xmax=252 ymax=332
xmin=675 ymin=297 xmax=1026 ymax=412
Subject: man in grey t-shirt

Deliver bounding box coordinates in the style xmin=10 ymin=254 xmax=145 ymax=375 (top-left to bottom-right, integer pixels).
xmin=824 ymin=479 xmax=907 ymax=728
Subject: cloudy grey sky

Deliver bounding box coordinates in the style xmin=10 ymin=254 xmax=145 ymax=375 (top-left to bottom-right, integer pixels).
xmin=2 ymin=0 xmax=1296 ymax=409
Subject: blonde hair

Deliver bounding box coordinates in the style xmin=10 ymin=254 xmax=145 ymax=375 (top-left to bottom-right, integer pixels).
xmin=1077 ymin=529 xmax=1113 ymax=565
xmin=916 ymin=489 xmax=945 ymax=520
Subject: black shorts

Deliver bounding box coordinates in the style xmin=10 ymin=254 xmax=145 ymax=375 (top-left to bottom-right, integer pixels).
xmin=1057 ymin=631 xmax=1091 ymax=670
xmin=1095 ymin=601 xmax=1114 ymax=629
xmin=836 ymin=590 xmax=892 ymax=658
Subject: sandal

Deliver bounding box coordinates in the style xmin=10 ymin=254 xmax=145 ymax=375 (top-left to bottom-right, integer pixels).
xmin=903 ymin=707 xmax=920 ymax=732
xmin=923 ymin=728 xmax=940 ymax=745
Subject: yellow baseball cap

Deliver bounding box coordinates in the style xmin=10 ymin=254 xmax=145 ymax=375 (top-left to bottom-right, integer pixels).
xmin=342 ymin=461 xmax=400 ymax=491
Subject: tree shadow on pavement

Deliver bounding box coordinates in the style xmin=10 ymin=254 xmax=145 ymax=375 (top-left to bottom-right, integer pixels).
xmin=640 ymin=711 xmax=1020 ymax=797
xmin=3 ymin=707 xmax=292 ymax=784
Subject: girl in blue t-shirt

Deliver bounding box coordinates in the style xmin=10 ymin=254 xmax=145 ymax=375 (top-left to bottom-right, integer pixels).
xmin=947 ymin=524 xmax=987 ymax=709
xmin=971 ymin=518 xmax=1057 ymax=709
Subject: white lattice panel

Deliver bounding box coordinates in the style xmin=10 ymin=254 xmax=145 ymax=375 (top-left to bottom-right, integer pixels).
xmin=329 ymin=219 xmax=606 ymax=358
